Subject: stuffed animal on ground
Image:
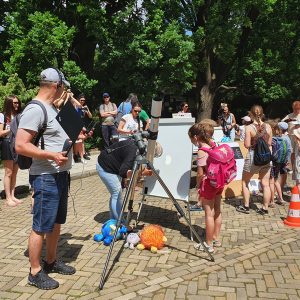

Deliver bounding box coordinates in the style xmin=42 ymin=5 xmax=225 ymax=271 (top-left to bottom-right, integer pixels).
xmin=94 ymin=219 xmax=127 ymax=246
xmin=137 ymin=224 xmax=167 ymax=253
xmin=124 ymin=232 xmax=140 ymax=250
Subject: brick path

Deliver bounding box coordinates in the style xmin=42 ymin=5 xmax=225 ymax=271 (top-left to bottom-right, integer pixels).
xmin=0 ymin=159 xmax=300 ymax=299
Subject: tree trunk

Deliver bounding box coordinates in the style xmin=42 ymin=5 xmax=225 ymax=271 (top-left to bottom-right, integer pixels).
xmin=196 ymin=85 xmax=215 ymax=121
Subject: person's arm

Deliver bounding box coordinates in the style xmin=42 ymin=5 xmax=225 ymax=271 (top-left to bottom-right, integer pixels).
xmin=15 ymin=128 xmax=68 ymax=166
xmin=196 ymin=149 xmax=207 ymax=187
xmin=244 ymin=125 xmax=252 ymax=149
xmin=117 ymin=118 xmax=133 ymax=134
xmin=0 ymin=123 xmax=10 ymax=137
xmin=266 ymin=124 xmax=273 ymax=149
xmin=100 ymin=106 xmax=112 ymax=118
xmin=110 ymin=103 xmax=118 ymax=117
xmin=231 ymin=113 xmax=236 ymax=128
xmin=83 ymin=106 xmax=92 ymax=118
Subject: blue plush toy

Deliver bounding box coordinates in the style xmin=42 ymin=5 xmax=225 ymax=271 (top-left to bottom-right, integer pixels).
xmin=94 ymin=219 xmax=127 ymax=246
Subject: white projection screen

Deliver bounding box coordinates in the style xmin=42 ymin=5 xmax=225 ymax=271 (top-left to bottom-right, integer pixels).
xmin=143 ymin=118 xmax=195 ymax=202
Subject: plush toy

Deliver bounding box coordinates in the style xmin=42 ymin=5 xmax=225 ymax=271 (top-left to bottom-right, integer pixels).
xmin=137 ymin=224 xmax=167 ymax=253
xmin=94 ymin=219 xmax=127 ymax=246
xmin=124 ymin=232 xmax=140 ymax=250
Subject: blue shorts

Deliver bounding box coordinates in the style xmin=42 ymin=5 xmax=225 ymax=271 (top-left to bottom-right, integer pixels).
xmin=29 ymin=171 xmax=69 ymax=233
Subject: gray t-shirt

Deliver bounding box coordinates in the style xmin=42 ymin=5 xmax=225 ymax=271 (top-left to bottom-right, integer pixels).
xmin=18 ymin=101 xmax=72 ymax=175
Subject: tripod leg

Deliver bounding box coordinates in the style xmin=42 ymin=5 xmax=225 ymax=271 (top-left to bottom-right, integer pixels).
xmin=126 ymin=170 xmax=139 ymax=224
xmin=99 ymin=161 xmax=140 ymax=290
xmin=146 ymin=161 xmax=214 ymax=261
xmin=136 ymin=194 xmax=146 ymax=223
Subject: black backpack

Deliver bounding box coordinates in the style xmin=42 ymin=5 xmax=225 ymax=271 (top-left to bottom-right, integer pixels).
xmin=252 ymin=124 xmax=271 ymax=166
xmin=10 ymin=100 xmax=48 ymax=170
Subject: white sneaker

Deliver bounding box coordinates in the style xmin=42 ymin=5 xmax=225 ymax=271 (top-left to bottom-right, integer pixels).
xmin=194 ymin=241 xmax=214 ymax=253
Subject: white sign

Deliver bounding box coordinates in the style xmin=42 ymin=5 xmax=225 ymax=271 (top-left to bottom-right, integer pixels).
xmin=143 ymin=118 xmax=195 ymax=202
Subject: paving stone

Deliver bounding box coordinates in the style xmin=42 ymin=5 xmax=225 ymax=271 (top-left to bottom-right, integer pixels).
xmin=0 ymin=169 xmax=300 ymax=299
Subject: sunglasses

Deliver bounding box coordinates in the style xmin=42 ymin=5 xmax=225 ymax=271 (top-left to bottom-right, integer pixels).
xmin=184 ymin=105 xmax=189 ymax=108
xmin=13 ymin=102 xmax=19 ymax=104
xmin=133 ymin=109 xmax=141 ymax=113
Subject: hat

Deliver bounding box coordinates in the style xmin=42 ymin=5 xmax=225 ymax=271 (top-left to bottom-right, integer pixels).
xmin=290 ymin=120 xmax=300 ymax=125
xmin=241 ymin=116 xmax=251 ymax=122
xmin=103 ymin=92 xmax=110 ymax=98
xmin=40 ymin=68 xmax=70 ymax=87
xmin=278 ymin=121 xmax=288 ymax=131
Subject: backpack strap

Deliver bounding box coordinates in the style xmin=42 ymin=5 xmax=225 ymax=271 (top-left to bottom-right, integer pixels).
xmin=28 ymin=100 xmax=48 ymax=149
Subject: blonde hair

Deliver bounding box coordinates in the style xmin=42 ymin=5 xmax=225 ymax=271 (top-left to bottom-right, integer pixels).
xmin=249 ymin=105 xmax=264 ymax=122
xmin=268 ymin=119 xmax=282 ymax=137
xmin=188 ymin=122 xmax=214 ymax=145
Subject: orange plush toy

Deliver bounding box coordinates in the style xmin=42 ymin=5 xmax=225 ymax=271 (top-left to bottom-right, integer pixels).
xmin=137 ymin=224 xmax=167 ymax=253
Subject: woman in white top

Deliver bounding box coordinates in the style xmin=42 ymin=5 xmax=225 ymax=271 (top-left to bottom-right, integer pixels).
xmin=117 ymin=102 xmax=143 ymax=138
xmin=0 ymin=95 xmax=22 ymax=207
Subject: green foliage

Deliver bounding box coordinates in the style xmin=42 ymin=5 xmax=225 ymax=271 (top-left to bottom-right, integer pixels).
xmin=0 ymin=74 xmax=37 ymax=110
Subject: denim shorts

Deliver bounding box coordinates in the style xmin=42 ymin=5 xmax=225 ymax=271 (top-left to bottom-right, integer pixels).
xmin=29 ymin=171 xmax=69 ymax=233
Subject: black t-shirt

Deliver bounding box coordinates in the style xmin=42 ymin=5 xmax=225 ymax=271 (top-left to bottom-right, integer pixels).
xmin=98 ymin=139 xmax=138 ymax=178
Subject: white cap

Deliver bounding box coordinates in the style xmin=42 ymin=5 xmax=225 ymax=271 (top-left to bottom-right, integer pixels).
xmin=241 ymin=116 xmax=251 ymax=122
xmin=40 ymin=68 xmax=70 ymax=87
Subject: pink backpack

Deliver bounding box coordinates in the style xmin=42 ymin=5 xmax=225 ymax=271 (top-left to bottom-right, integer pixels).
xmin=200 ymin=143 xmax=237 ymax=189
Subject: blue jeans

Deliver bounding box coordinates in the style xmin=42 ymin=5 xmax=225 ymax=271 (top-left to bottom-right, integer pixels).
xmin=29 ymin=172 xmax=69 ymax=233
xmin=96 ymin=162 xmax=123 ymax=220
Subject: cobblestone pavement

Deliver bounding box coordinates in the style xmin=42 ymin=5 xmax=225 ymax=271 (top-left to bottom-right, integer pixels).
xmin=0 ymin=170 xmax=300 ymax=299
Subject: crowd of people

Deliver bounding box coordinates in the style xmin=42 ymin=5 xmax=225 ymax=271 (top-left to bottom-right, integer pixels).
xmin=1 ymin=66 xmax=300 ymax=290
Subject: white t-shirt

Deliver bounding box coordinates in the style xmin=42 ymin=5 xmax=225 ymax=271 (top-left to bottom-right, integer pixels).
xmin=18 ymin=101 xmax=72 ymax=175
xmin=121 ymin=113 xmax=143 ymax=133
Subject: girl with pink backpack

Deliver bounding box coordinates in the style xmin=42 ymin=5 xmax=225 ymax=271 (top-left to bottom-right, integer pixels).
xmin=188 ymin=122 xmax=236 ymax=253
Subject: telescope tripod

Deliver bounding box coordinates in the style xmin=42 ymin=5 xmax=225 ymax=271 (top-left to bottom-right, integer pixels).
xmin=99 ymin=154 xmax=214 ymax=290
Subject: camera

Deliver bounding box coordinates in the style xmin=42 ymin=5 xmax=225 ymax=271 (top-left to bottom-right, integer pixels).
xmin=110 ymin=131 xmax=150 ymax=154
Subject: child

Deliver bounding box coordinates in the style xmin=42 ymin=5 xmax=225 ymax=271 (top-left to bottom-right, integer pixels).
xmin=188 ymin=122 xmax=223 ymax=253
xmin=269 ymin=121 xmax=289 ymax=206
xmin=189 ymin=119 xmax=218 ymax=211
xmin=236 ymin=115 xmax=252 ymax=141
xmin=278 ymin=122 xmax=292 ymax=192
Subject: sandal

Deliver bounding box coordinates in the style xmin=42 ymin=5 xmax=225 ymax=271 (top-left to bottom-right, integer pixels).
xmin=275 ymin=200 xmax=285 ymax=206
xmin=269 ymin=203 xmax=275 ymax=208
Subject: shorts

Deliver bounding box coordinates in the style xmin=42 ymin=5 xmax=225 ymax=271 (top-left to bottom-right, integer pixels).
xmin=29 ymin=171 xmax=69 ymax=233
xmin=199 ymin=179 xmax=223 ymax=200
xmin=243 ymin=149 xmax=271 ymax=174
xmin=270 ymin=163 xmax=280 ymax=179
xmin=1 ymin=138 xmax=13 ymax=160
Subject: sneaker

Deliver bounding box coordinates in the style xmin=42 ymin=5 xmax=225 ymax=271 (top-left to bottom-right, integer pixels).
xmin=236 ymin=205 xmax=250 ymax=214
xmin=194 ymin=242 xmax=214 ymax=253
xmin=28 ymin=269 xmax=59 ymax=290
xmin=213 ymin=240 xmax=222 ymax=247
xmin=43 ymin=259 xmax=76 ymax=275
xmin=256 ymin=208 xmax=268 ymax=215
xmin=189 ymin=204 xmax=203 ymax=211
xmin=83 ymin=154 xmax=91 ymax=160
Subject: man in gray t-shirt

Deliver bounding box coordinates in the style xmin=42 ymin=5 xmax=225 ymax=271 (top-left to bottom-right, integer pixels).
xmin=15 ymin=68 xmax=76 ymax=290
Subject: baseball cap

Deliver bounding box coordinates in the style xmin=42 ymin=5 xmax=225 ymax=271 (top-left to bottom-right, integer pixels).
xmin=40 ymin=68 xmax=70 ymax=87
xmin=241 ymin=116 xmax=251 ymax=122
xmin=278 ymin=121 xmax=288 ymax=131
xmin=103 ymin=92 xmax=110 ymax=97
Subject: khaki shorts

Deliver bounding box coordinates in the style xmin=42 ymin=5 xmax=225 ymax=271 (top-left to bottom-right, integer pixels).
xmin=243 ymin=149 xmax=271 ymax=174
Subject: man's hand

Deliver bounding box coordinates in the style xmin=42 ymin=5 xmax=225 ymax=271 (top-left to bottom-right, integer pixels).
xmin=52 ymin=152 xmax=69 ymax=166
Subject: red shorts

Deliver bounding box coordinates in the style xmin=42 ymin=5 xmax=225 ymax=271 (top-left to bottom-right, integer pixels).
xmin=199 ymin=179 xmax=223 ymax=200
